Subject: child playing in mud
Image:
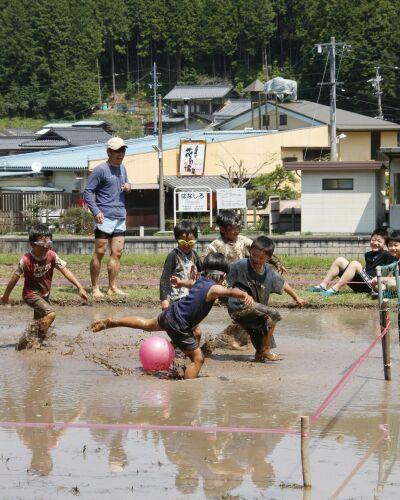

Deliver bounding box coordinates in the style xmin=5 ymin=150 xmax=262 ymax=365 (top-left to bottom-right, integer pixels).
xmin=0 ymin=224 xmax=88 ymax=350
xmin=90 ymin=253 xmax=254 ymax=379
xmin=203 ymin=209 xmax=286 ymax=272
xmin=308 ymin=228 xmax=394 ymax=298
xmin=227 ymin=236 xmax=305 ymax=362
xmin=203 ymin=210 xmax=286 ymax=350
xmin=159 ymin=220 xmax=202 ymax=342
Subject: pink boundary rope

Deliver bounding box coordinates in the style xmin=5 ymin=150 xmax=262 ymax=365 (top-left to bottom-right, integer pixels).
xmin=0 ymin=319 xmax=390 ymax=436
xmin=331 ymin=424 xmax=390 ymax=499
xmin=0 ymin=421 xmax=298 ymax=435
xmin=311 ymin=320 xmax=391 ymax=423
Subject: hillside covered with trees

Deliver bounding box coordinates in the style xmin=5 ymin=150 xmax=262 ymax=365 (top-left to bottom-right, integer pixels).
xmin=0 ymin=0 xmax=399 ymax=121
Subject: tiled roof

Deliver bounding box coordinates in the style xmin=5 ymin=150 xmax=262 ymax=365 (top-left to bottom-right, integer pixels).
xmin=213 ymin=99 xmax=251 ymax=123
xmin=44 ymin=127 xmax=112 ymax=146
xmin=277 ymin=100 xmax=400 ymax=131
xmin=19 ymin=139 xmax=70 ymax=148
xmin=244 ymin=79 xmax=264 ymax=92
xmin=0 ymin=135 xmax=36 ymax=150
xmin=164 ymin=85 xmax=233 ymax=100
xmin=284 ymin=161 xmax=387 ymax=171
xmin=164 ymin=175 xmax=230 ymax=191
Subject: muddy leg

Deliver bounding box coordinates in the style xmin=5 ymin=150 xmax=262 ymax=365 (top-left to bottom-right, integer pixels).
xmin=182 ymin=347 xmax=204 ymax=379
xmin=255 ymin=322 xmax=282 ymax=362
xmin=37 ymin=311 xmax=56 ymax=342
xmin=91 ymin=316 xmax=160 ymax=333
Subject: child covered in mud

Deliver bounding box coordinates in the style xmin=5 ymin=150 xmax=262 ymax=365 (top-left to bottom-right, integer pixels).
xmin=159 ymin=220 xmax=202 ymax=342
xmin=227 ymin=236 xmax=305 ymax=362
xmin=203 ymin=209 xmax=287 ymax=272
xmin=0 ymin=224 xmax=88 ymax=350
xmin=203 ymin=209 xmax=286 ymax=350
xmin=90 ymin=253 xmax=254 ymax=379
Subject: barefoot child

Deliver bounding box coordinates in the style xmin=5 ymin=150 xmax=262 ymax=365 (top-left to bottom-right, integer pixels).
xmin=159 ymin=220 xmax=202 ymax=342
xmin=203 ymin=209 xmax=286 ymax=272
xmin=0 ymin=224 xmax=88 ymax=350
xmin=308 ymin=228 xmax=394 ymax=298
xmin=227 ymin=236 xmax=304 ymax=362
xmin=91 ymin=253 xmax=254 ymax=379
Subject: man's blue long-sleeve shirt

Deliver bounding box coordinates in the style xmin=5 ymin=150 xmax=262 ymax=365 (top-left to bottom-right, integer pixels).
xmin=83 ymin=162 xmax=129 ymax=219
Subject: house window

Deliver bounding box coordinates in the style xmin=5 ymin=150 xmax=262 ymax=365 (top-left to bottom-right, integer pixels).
xmin=279 ymin=114 xmax=287 ymax=126
xmin=262 ymin=115 xmax=270 ymax=127
xmin=371 ymin=131 xmax=381 ymax=160
xmin=397 ymin=132 xmax=400 ymax=147
xmin=322 ymin=178 xmax=354 ymax=190
xmin=394 ymin=173 xmax=400 ymax=204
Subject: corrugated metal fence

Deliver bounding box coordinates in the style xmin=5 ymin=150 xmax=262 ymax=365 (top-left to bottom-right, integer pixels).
xmin=0 ymin=192 xmax=80 ymax=231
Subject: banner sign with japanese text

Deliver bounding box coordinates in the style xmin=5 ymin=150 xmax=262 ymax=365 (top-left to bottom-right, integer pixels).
xmin=178 ymin=191 xmax=208 ymax=212
xmin=216 ymin=188 xmax=247 ymax=209
xmin=178 ymin=140 xmax=206 ymax=176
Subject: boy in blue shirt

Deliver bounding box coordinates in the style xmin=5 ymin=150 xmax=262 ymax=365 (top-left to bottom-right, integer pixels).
xmin=91 ymin=253 xmax=254 ymax=379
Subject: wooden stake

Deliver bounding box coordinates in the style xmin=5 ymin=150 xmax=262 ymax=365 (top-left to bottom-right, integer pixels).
xmin=301 ymin=416 xmax=311 ymax=488
xmin=380 ymin=299 xmax=391 ymax=381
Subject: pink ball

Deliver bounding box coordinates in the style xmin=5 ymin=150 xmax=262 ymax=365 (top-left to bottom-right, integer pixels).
xmin=139 ymin=336 xmax=175 ymax=371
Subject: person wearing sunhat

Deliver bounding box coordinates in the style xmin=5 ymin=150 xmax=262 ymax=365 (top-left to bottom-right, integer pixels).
xmin=84 ymin=137 xmax=131 ymax=298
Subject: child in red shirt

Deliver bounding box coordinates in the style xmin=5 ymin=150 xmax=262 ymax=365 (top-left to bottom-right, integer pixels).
xmin=1 ymin=224 xmax=88 ymax=349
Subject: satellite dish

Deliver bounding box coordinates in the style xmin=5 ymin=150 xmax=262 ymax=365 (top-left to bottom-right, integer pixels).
xmin=31 ymin=161 xmax=42 ymax=173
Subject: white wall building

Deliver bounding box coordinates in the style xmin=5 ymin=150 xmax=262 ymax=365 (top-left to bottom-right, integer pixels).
xmin=284 ymin=161 xmax=387 ymax=234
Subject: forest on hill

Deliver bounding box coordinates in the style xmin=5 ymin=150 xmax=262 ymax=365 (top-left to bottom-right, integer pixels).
xmin=0 ymin=0 xmax=399 ymax=121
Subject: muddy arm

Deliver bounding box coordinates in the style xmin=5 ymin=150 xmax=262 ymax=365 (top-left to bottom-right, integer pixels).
xmin=283 ymin=282 xmax=305 ymax=306
xmin=0 ymin=273 xmax=20 ymax=303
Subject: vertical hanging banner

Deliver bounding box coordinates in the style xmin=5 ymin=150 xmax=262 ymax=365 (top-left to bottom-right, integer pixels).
xmin=178 ymin=140 xmax=206 ymax=176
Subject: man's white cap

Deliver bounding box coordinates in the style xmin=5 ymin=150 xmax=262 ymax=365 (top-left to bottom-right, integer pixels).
xmin=107 ymin=137 xmax=127 ymax=150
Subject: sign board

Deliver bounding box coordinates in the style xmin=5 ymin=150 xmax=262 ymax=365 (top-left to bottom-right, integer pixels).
xmin=178 ymin=191 xmax=208 ymax=212
xmin=216 ymin=188 xmax=247 ymax=209
xmin=178 ymin=140 xmax=206 ymax=176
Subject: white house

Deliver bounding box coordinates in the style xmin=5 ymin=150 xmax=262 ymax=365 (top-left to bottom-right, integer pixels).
xmin=381 ymin=147 xmax=400 ymax=229
xmin=284 ymin=161 xmax=387 ymax=234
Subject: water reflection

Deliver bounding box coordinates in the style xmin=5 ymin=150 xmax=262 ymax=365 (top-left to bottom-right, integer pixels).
xmin=1 ymin=357 xmax=81 ymax=476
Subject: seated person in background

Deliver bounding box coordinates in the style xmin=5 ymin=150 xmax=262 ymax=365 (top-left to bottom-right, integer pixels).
xmin=227 ymin=236 xmax=305 ymax=362
xmin=308 ymin=228 xmax=395 ymax=298
xmin=370 ymin=230 xmax=400 ymax=295
xmin=202 ymin=209 xmax=286 ymax=273
xmin=159 ymin=220 xmax=202 ymax=342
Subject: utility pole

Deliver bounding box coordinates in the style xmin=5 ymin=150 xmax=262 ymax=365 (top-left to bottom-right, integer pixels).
xmin=149 ymin=62 xmax=162 ymax=134
xmin=96 ymin=58 xmax=102 ymax=105
xmin=111 ymin=40 xmax=116 ymax=101
xmin=157 ymin=94 xmax=165 ymax=232
xmin=315 ymin=37 xmax=350 ymax=161
xmin=369 ymin=67 xmax=384 ymax=120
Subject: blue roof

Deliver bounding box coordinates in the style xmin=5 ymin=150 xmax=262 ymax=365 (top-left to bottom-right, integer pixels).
xmin=0 ymin=129 xmax=275 ymax=171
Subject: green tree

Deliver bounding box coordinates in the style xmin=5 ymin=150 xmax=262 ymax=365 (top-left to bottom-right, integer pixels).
xmin=248 ymin=166 xmax=299 ymax=208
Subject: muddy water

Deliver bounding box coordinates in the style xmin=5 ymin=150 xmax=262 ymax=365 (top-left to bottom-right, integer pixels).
xmin=0 ymin=306 xmax=399 ymax=499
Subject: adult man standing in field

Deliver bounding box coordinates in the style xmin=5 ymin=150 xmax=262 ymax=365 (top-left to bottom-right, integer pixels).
xmin=84 ymin=137 xmax=131 ymax=298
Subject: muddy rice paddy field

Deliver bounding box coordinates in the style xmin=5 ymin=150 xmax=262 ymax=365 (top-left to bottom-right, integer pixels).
xmin=0 ymin=303 xmax=399 ymax=499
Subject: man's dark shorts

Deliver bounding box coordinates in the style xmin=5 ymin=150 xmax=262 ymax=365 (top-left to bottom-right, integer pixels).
xmin=339 ymin=266 xmax=372 ymax=293
xmin=94 ymin=228 xmax=126 ymax=239
xmin=158 ymin=310 xmax=198 ymax=352
xmin=24 ymin=294 xmax=54 ymax=320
